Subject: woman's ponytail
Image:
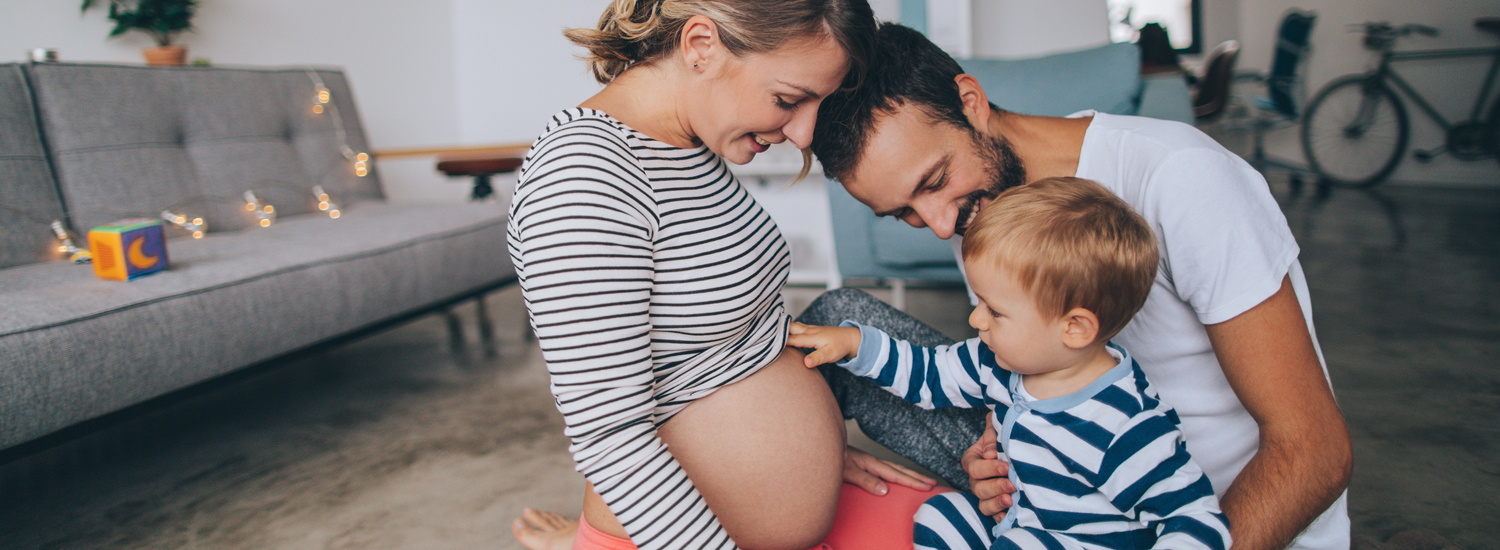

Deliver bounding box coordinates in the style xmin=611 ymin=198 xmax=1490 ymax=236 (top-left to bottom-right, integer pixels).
xmin=565 ymin=0 xmax=673 ymax=84
xmin=564 ymin=0 xmax=875 ymax=87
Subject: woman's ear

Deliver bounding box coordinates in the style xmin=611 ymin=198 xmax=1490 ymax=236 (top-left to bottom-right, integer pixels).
xmin=954 ymin=73 xmax=992 ymax=131
xmin=1059 ymin=307 xmax=1101 ymax=349
xmin=679 ymin=14 xmax=720 ymax=72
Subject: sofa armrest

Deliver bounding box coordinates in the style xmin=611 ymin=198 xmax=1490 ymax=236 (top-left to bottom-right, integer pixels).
xmin=958 ymin=42 xmax=1143 ymax=117
xmin=1139 ymin=72 xmax=1196 ymax=125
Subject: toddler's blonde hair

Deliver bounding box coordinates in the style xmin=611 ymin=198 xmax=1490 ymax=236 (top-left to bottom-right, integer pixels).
xmin=961 ymin=177 xmax=1159 ymax=343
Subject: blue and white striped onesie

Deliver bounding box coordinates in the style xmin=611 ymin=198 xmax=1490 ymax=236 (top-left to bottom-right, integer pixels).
xmin=837 ymin=322 xmax=1231 ymax=550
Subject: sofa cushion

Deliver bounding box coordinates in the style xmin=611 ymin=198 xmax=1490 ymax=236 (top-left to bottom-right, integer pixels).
xmin=0 ymin=64 xmax=68 ymax=269
xmin=0 ymin=201 xmax=514 ymax=449
xmin=25 ymin=64 xmax=381 ymax=234
xmin=959 ymin=42 xmax=1142 ymax=117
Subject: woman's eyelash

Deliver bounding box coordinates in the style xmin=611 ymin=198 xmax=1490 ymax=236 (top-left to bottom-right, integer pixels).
xmin=776 ymin=97 xmax=797 ymax=110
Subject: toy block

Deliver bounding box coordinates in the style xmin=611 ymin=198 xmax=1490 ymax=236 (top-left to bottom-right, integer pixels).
xmin=89 ymin=218 xmax=169 ymax=281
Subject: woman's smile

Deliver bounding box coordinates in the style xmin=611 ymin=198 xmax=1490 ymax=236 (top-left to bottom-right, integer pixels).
xmin=751 ymin=133 xmax=772 ymax=153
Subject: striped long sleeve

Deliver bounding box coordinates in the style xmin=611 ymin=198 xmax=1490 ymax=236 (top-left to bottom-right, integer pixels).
xmin=840 ymin=322 xmax=1231 ymax=550
xmin=835 ymin=321 xmax=1009 ymax=411
xmin=507 ymin=109 xmax=790 ymax=550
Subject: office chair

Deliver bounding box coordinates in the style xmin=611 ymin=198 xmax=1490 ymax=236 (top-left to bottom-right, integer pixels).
xmin=1228 ymin=9 xmax=1319 ymax=181
xmin=1193 ymin=40 xmax=1240 ymax=121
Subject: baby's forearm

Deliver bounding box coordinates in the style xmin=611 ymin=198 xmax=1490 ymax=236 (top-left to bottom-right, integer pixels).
xmin=841 ymin=323 xmax=992 ymax=409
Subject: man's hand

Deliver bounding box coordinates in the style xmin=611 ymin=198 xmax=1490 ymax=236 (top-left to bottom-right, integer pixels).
xmin=843 ymin=446 xmax=936 ymax=495
xmin=962 ymin=412 xmax=1015 ymax=519
xmin=788 ymin=322 xmax=862 ymax=368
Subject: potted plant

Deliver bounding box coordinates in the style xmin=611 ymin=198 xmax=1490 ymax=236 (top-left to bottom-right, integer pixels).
xmin=80 ymin=0 xmax=199 ymax=66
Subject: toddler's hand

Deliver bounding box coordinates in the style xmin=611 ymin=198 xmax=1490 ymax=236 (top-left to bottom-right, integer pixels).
xmin=788 ymin=322 xmax=861 ymax=368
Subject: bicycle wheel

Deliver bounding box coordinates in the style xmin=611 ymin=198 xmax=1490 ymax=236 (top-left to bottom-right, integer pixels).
xmin=1301 ymin=74 xmax=1410 ymax=188
xmin=1489 ymin=95 xmax=1500 ymax=167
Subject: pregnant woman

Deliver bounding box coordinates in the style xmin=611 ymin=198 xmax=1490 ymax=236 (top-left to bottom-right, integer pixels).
xmin=506 ymin=2 xmax=939 ymax=549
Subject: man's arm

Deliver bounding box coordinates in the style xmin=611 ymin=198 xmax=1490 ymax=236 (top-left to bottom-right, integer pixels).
xmin=1205 ymin=275 xmax=1352 ymax=550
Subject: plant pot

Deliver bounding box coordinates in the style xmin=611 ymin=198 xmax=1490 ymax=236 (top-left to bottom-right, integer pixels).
xmin=142 ymin=45 xmax=187 ymax=66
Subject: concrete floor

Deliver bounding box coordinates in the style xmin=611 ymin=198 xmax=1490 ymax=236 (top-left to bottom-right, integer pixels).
xmin=1 ymin=179 xmax=1497 ymax=549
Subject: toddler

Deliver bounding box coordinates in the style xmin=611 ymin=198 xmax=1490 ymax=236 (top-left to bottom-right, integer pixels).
xmin=790 ymin=177 xmax=1231 ymax=550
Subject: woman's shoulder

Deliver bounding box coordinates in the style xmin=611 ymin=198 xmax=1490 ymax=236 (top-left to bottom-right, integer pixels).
xmin=512 ymin=109 xmax=660 ymax=224
xmin=517 ymin=109 xmax=651 ymax=188
xmin=527 ymin=108 xmax=639 ymax=159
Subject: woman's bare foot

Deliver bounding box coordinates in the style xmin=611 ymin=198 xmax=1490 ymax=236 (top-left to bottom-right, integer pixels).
xmin=512 ymin=508 xmax=577 ymax=550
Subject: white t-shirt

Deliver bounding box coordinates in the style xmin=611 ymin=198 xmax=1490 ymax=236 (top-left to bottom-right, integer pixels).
xmin=953 ymin=111 xmax=1348 ymax=549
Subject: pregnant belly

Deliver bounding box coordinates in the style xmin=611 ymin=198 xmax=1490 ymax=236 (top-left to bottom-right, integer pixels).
xmin=584 ymin=346 xmax=847 ymax=549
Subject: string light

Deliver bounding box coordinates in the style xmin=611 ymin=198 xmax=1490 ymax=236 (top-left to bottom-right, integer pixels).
xmin=161 ymin=210 xmax=206 ymax=239
xmin=313 ymin=84 xmax=330 ymax=114
xmin=306 ymin=70 xmax=371 ymax=179
xmin=50 ymin=220 xmax=92 ymax=263
xmin=243 ymin=191 xmax=276 ymax=227
xmin=311 ymin=185 xmax=342 ymax=219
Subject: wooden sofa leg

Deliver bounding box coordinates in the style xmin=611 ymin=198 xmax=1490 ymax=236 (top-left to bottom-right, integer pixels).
xmin=444 ymin=308 xmax=465 ymax=349
xmin=475 ymin=294 xmax=497 ymax=357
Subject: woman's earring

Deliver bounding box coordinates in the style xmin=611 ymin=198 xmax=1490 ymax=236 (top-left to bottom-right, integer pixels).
xmin=693 ymin=63 xmax=699 ymax=69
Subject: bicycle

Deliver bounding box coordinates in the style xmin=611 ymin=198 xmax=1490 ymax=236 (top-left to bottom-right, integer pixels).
xmin=1300 ymin=18 xmax=1500 ymax=188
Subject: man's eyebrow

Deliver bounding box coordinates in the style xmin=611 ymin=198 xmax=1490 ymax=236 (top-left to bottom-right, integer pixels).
xmin=777 ymin=80 xmax=822 ymax=100
xmin=873 ymin=155 xmax=949 ymax=218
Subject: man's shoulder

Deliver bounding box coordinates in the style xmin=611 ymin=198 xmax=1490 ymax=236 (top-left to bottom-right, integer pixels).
xmin=1080 ymin=113 xmax=1263 ymax=206
xmin=1086 ymin=112 xmax=1226 ymax=156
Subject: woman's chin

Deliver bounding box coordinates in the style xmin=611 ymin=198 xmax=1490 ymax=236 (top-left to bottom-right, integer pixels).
xmin=722 ymin=150 xmax=754 ymax=165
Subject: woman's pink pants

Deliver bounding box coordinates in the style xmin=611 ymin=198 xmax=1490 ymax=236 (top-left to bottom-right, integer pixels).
xmin=573 ymin=483 xmax=955 ymax=550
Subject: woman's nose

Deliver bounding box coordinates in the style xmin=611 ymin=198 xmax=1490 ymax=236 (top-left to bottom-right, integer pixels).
xmin=783 ymin=105 xmax=818 ymax=149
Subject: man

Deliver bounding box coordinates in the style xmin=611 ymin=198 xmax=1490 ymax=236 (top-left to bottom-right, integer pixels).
xmin=803 ymin=23 xmax=1352 ymax=550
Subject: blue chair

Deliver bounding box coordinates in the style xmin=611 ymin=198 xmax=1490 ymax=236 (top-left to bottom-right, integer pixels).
xmin=1226 ymin=9 xmax=1318 ymax=181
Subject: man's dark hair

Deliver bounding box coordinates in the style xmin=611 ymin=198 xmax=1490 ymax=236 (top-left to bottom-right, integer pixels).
xmin=812 ymin=22 xmax=973 ymax=182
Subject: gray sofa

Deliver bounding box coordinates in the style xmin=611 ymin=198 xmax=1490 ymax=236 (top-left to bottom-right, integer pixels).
xmin=0 ymin=63 xmax=516 ymax=455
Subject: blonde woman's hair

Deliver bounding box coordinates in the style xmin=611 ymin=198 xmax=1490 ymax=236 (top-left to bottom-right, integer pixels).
xmin=567 ymin=0 xmax=874 ymax=85
xmin=567 ymin=0 xmax=874 ymax=182
xmin=961 ymin=177 xmax=1160 ymax=343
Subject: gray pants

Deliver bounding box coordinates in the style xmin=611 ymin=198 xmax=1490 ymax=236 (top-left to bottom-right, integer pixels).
xmin=793 ymin=288 xmax=989 ymax=491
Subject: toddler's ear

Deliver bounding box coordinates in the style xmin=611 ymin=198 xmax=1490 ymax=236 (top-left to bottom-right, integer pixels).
xmin=1060 ymin=308 xmax=1100 ymax=349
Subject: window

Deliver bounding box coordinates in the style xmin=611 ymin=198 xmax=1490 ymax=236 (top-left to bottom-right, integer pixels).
xmin=1108 ymin=0 xmax=1203 ymax=54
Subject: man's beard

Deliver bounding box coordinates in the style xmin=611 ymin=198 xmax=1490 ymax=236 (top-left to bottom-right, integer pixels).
xmin=954 ymin=130 xmax=1026 ymax=236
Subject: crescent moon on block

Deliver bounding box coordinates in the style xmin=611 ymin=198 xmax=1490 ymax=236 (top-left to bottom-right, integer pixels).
xmin=127 ymin=236 xmax=160 ymax=270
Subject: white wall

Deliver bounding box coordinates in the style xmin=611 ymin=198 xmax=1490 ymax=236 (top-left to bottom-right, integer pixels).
xmin=894 ymin=0 xmax=1111 ymax=59
xmin=1197 ymin=0 xmax=1241 ymax=61
xmin=1237 ymin=0 xmax=1500 ymax=186
xmin=450 ymin=0 xmax=605 ymax=145
xmin=0 ymin=0 xmax=466 ymax=201
xmin=971 ymin=0 xmax=1111 ymax=58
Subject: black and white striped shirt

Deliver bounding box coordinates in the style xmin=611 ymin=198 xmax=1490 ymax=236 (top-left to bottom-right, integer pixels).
xmin=507 ymin=109 xmax=791 ymax=550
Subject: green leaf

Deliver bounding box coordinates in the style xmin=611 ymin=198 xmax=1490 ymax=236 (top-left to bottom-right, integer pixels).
xmin=81 ymin=0 xmax=198 ymax=43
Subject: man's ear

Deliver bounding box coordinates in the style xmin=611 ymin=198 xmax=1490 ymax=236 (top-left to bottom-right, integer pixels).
xmin=954 ymin=73 xmax=992 ymax=132
xmin=679 ymin=15 xmax=721 ymax=72
xmin=1060 ymin=307 xmax=1101 ymax=350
